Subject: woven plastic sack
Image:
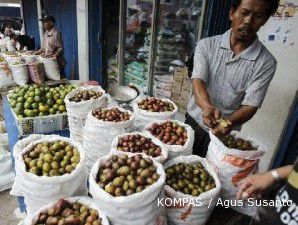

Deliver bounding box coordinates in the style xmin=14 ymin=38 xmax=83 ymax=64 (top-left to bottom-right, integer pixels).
xmin=40 ymin=57 xmax=60 ymax=80
xmin=10 ymin=63 xmax=29 ymax=86
xmin=28 ymin=61 xmax=45 ymax=84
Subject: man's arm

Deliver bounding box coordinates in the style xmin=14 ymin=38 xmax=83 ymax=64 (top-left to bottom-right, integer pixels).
xmin=193 ymin=79 xmax=221 ymax=127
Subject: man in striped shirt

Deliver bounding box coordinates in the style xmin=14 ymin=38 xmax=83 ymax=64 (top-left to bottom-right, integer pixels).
xmin=186 ymin=0 xmax=279 ymax=157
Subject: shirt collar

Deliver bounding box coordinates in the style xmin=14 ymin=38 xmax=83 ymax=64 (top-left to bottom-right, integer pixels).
xmin=220 ymin=29 xmax=262 ymax=61
xmin=46 ymin=28 xmax=56 ymax=36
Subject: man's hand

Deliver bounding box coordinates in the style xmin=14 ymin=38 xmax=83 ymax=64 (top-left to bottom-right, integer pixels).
xmin=236 ymin=172 xmax=275 ymax=200
xmin=202 ymin=105 xmax=221 ymax=128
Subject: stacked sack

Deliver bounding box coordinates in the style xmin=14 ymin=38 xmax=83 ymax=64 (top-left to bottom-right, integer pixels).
xmin=145 ymin=120 xmax=194 ymax=159
xmin=89 ymin=152 xmax=167 ymax=225
xmin=11 ymin=134 xmax=88 ymax=217
xmin=133 ymin=97 xmax=178 ymax=129
xmin=65 ymin=86 xmax=107 ymax=143
xmin=0 ymin=55 xmax=15 ymax=88
xmin=83 ymin=106 xmax=135 ymax=173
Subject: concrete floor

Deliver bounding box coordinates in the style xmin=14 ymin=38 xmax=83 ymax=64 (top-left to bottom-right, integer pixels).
xmin=0 ymin=190 xmax=22 ymax=225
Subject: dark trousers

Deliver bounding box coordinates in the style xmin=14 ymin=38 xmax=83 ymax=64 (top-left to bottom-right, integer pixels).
xmin=185 ymin=113 xmax=210 ymax=157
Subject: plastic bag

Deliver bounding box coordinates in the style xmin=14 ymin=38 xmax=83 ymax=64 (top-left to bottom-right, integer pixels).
xmin=39 ymin=57 xmax=60 ymax=80
xmin=164 ymin=155 xmax=221 ymax=225
xmin=206 ymin=131 xmax=266 ymax=217
xmin=10 ymin=135 xmax=88 ymax=218
xmin=144 ymin=120 xmax=194 ymax=160
xmin=24 ymin=196 xmax=110 ymax=225
xmin=0 ymin=62 xmax=15 ymax=88
xmin=110 ymin=131 xmax=168 ymax=164
xmin=23 ymin=55 xmax=37 ymax=64
xmin=89 ymin=152 xmax=167 ymax=225
xmin=10 ymin=63 xmax=29 ymax=86
xmin=133 ymin=97 xmax=178 ymax=130
xmin=83 ymin=106 xmax=135 ymax=173
xmin=65 ymin=86 xmax=108 ymax=143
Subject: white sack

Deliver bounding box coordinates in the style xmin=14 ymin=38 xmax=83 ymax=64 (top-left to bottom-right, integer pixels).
xmin=89 ymin=152 xmax=167 ymax=225
xmin=39 ymin=57 xmax=60 ymax=80
xmin=164 ymin=155 xmax=221 ymax=225
xmin=10 ymin=135 xmax=88 ymax=218
xmin=10 ymin=63 xmax=29 ymax=86
xmin=24 ymin=196 xmax=110 ymax=225
xmin=65 ymin=85 xmax=108 ymax=143
xmin=144 ymin=120 xmax=194 ymax=160
xmin=83 ymin=106 xmax=134 ymax=173
xmin=133 ymin=97 xmax=178 ymax=130
xmin=110 ymin=131 xmax=168 ymax=164
xmin=206 ymin=130 xmax=266 ymax=217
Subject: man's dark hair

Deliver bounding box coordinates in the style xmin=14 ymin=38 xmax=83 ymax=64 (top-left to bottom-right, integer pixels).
xmin=231 ymin=0 xmax=280 ymax=16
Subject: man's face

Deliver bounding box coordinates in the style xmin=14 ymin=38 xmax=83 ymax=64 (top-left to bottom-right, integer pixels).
xmin=43 ymin=21 xmax=52 ymax=31
xmin=230 ymin=0 xmax=270 ymax=41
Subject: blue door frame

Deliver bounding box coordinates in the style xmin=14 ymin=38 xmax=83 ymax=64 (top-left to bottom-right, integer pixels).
xmin=41 ymin=0 xmax=79 ymax=80
xmin=272 ymin=92 xmax=298 ymax=168
xmin=88 ymin=0 xmax=103 ymax=85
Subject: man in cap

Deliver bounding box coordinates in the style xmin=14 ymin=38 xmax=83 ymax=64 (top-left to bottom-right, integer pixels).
xmin=35 ymin=15 xmax=66 ymax=76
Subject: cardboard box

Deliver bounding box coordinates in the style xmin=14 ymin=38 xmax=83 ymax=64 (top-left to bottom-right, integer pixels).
xmin=11 ymin=108 xmax=69 ymax=137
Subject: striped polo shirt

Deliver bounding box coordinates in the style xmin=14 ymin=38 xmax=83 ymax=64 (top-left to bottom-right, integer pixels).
xmin=187 ymin=29 xmax=277 ymax=131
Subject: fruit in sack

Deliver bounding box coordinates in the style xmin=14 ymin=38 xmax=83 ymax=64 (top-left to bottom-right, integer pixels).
xmin=69 ymin=90 xmax=103 ymax=102
xmin=138 ymin=97 xmax=175 ymax=112
xmin=92 ymin=107 xmax=130 ymax=122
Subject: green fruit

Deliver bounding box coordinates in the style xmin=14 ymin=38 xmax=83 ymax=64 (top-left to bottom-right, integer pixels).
xmin=17 ymin=96 xmax=24 ymax=103
xmin=47 ymin=99 xmax=54 ymax=106
xmin=44 ymin=153 xmax=53 ymax=162
xmin=24 ymin=102 xmax=31 ymax=109
xmin=28 ymin=91 xmax=35 ymax=97
xmin=27 ymin=97 xmax=34 ymax=103
xmin=58 ymin=105 xmax=66 ymax=112
xmin=39 ymin=105 xmax=49 ymax=112
xmin=34 ymin=96 xmax=41 ymax=102
xmin=49 ymin=108 xmax=56 ymax=114
xmin=32 ymin=103 xmax=38 ymax=109
xmin=56 ymin=99 xmax=63 ymax=105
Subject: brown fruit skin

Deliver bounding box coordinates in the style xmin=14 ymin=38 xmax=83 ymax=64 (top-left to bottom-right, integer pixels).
xmin=46 ymin=216 xmax=59 ymax=225
xmin=55 ymin=199 xmax=71 ymax=214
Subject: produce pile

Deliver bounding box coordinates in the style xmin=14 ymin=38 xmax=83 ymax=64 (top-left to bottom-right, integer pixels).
xmin=35 ymin=199 xmax=102 ymax=225
xmin=69 ymin=90 xmax=103 ymax=102
xmin=117 ymin=134 xmax=162 ymax=157
xmin=166 ymin=162 xmax=216 ymax=196
xmin=219 ymin=135 xmax=255 ymax=151
xmin=92 ymin=108 xmax=130 ymax=122
xmin=23 ymin=140 xmax=80 ymax=176
xmin=8 ymin=84 xmax=76 ymax=118
xmin=148 ymin=121 xmax=187 ymax=145
xmin=97 ymin=154 xmax=160 ymax=196
xmin=138 ymin=97 xmax=175 ymax=112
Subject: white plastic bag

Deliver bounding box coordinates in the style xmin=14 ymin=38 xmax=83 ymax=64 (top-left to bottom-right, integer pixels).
xmin=0 ymin=62 xmax=15 ymax=88
xmin=6 ymin=55 xmax=23 ymax=64
xmin=10 ymin=63 xmax=29 ymax=86
xmin=133 ymin=97 xmax=178 ymax=130
xmin=206 ymin=131 xmax=266 ymax=217
xmin=164 ymin=155 xmax=221 ymax=225
xmin=83 ymin=106 xmax=135 ymax=173
xmin=24 ymin=196 xmax=110 ymax=225
xmin=144 ymin=120 xmax=194 ymax=160
xmin=110 ymin=131 xmax=169 ymax=164
xmin=10 ymin=135 xmax=88 ymax=218
xmin=39 ymin=57 xmax=60 ymax=80
xmin=65 ymin=86 xmax=108 ymax=143
xmin=89 ymin=152 xmax=167 ymax=225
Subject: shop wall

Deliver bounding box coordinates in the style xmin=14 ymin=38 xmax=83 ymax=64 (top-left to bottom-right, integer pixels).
xmin=241 ymin=9 xmax=298 ymax=171
xmin=41 ymin=0 xmax=79 ymax=80
xmin=22 ymin=0 xmax=40 ymax=48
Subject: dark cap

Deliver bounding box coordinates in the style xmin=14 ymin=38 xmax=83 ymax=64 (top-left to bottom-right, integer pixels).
xmin=39 ymin=15 xmax=55 ymax=24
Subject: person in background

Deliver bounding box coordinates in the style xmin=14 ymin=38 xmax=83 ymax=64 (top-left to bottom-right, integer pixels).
xmin=34 ymin=15 xmax=66 ymax=76
xmin=185 ymin=0 xmax=279 ymax=157
xmin=237 ymin=162 xmax=296 ymax=225
xmin=4 ymin=23 xmax=14 ymax=37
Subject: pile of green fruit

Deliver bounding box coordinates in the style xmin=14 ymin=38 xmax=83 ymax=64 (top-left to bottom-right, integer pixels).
xmin=23 ymin=140 xmax=80 ymax=176
xmin=166 ymin=162 xmax=215 ymax=196
xmin=69 ymin=90 xmax=103 ymax=102
xmin=117 ymin=134 xmax=162 ymax=157
xmin=0 ymin=56 xmax=5 ymax=63
xmin=138 ymin=97 xmax=175 ymax=112
xmin=35 ymin=199 xmax=102 ymax=225
xmin=97 ymin=154 xmax=160 ymax=196
xmin=219 ymin=135 xmax=255 ymax=151
xmin=8 ymin=84 xmax=76 ymax=118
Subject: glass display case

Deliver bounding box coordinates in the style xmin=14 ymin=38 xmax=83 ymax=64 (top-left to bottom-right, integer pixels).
xmin=106 ymin=0 xmax=206 ymax=96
